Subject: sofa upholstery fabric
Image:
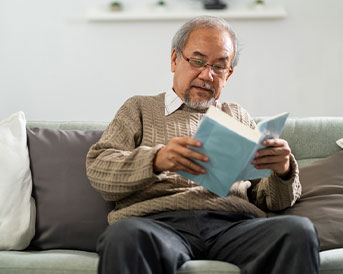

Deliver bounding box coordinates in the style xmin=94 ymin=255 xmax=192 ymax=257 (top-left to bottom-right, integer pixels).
xmin=0 ymin=117 xmax=339 ymax=273
xmin=27 ymin=128 xmax=114 ymax=251
xmin=0 ymin=112 xmax=35 ymax=250
xmin=269 ymin=151 xmax=343 ymax=251
xmin=0 ymin=249 xmax=342 ymax=274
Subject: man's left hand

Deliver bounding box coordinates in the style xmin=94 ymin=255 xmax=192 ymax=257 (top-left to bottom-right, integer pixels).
xmin=252 ymin=138 xmax=291 ymax=178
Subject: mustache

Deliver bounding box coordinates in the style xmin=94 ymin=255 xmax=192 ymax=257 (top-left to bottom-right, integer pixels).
xmin=190 ymin=81 xmax=216 ymax=93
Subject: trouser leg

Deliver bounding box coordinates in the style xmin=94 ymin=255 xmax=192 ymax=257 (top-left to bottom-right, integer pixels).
xmin=96 ymin=217 xmax=193 ymax=274
xmin=204 ymin=213 xmax=320 ymax=274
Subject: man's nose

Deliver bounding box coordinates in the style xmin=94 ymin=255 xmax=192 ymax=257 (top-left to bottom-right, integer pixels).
xmin=197 ymin=65 xmax=214 ymax=82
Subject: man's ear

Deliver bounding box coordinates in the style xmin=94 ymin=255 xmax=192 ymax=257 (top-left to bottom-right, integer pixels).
xmin=171 ymin=49 xmax=178 ymax=73
xmin=226 ymin=67 xmax=234 ymax=81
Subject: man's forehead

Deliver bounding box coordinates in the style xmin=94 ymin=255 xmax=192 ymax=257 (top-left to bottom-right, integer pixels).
xmin=191 ymin=50 xmax=229 ymax=62
xmin=184 ymin=28 xmax=234 ymax=59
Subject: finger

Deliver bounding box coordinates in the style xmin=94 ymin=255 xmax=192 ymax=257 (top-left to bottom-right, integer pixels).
xmin=261 ymin=138 xmax=287 ymax=148
xmin=173 ymin=136 xmax=202 ymax=148
xmin=255 ymin=146 xmax=290 ymax=158
xmin=252 ymin=155 xmax=289 ymax=166
xmin=169 ymin=144 xmax=208 ymax=162
xmin=185 ymin=147 xmax=209 ymax=162
xmin=169 ymin=138 xmax=208 ymax=162
xmin=176 ymin=157 xmax=206 ymax=175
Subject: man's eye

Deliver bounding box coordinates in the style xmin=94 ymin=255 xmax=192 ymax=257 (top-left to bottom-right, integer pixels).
xmin=213 ymin=65 xmax=225 ymax=71
xmin=190 ymin=59 xmax=205 ymax=67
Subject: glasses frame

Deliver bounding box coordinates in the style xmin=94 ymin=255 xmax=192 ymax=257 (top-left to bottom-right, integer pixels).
xmin=180 ymin=52 xmax=232 ymax=76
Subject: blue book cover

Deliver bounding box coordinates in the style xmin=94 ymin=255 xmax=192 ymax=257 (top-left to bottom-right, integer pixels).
xmin=177 ymin=106 xmax=289 ymax=197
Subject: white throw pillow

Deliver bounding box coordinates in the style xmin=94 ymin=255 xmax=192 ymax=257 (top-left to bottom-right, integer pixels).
xmin=0 ymin=112 xmax=35 ymax=250
xmin=337 ymin=138 xmax=343 ymax=149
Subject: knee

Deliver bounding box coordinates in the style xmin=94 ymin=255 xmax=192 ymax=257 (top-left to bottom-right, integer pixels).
xmin=105 ymin=217 xmax=153 ymax=242
xmin=280 ymin=215 xmax=316 ymax=235
xmin=275 ymin=216 xmax=319 ymax=248
xmin=97 ymin=217 xmax=152 ymax=252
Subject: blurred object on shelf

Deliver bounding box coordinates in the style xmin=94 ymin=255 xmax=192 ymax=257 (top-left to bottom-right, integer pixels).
xmin=109 ymin=1 xmax=123 ymax=11
xmin=154 ymin=0 xmax=167 ymax=11
xmin=253 ymin=0 xmax=265 ymax=10
xmin=203 ymin=0 xmax=227 ymax=10
xmin=256 ymin=0 xmax=265 ymax=4
xmin=156 ymin=0 xmax=166 ymax=7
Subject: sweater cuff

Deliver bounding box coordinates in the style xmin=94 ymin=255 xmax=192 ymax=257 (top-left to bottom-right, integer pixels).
xmin=150 ymin=144 xmax=168 ymax=181
xmin=273 ymin=153 xmax=299 ymax=184
xmin=267 ymin=154 xmax=300 ymax=210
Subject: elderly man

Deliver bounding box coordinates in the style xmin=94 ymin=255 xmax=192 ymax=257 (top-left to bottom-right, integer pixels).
xmin=86 ymin=16 xmax=320 ymax=274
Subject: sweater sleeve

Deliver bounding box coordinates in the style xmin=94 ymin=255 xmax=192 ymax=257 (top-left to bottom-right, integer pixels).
xmin=86 ymin=97 xmax=165 ymax=202
xmin=224 ymin=102 xmax=302 ymax=211
xmin=248 ymin=154 xmax=302 ymax=211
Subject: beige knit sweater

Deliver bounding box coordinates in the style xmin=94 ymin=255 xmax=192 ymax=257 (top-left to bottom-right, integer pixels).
xmin=86 ymin=93 xmax=301 ymax=224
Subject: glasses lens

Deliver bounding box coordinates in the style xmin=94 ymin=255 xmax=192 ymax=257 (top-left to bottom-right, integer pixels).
xmin=185 ymin=54 xmax=229 ymax=76
xmin=212 ymin=65 xmax=226 ymax=75
xmin=189 ymin=59 xmax=205 ymax=68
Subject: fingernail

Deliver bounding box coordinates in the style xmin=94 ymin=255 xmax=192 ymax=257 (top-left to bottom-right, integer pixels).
xmin=251 ymin=160 xmax=256 ymax=164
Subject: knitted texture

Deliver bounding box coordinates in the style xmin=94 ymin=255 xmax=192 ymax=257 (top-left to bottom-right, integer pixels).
xmin=86 ymin=93 xmax=301 ymax=224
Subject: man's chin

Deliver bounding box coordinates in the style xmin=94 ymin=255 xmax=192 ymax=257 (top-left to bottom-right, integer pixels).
xmin=183 ymin=88 xmax=215 ymax=110
xmin=184 ymin=98 xmax=215 ymax=110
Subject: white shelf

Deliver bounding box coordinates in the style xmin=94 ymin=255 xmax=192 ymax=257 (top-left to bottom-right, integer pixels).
xmin=86 ymin=5 xmax=287 ymax=22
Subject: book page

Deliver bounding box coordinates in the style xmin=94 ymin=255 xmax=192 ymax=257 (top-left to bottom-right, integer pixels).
xmin=256 ymin=112 xmax=289 ymax=140
xmin=207 ymin=106 xmax=261 ymax=143
xmin=236 ymin=112 xmax=289 ymax=181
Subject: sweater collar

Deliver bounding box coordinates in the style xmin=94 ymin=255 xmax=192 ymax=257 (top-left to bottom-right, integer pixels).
xmin=164 ymin=88 xmax=221 ymax=116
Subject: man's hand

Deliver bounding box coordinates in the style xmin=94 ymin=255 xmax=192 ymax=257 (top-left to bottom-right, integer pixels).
xmin=252 ymin=138 xmax=291 ymax=178
xmin=153 ymin=137 xmax=208 ymax=175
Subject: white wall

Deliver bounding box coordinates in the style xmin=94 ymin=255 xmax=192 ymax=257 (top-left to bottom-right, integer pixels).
xmin=0 ymin=0 xmax=342 ymax=121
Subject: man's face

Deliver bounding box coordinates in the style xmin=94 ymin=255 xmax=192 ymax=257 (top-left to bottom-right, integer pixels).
xmin=171 ymin=27 xmax=234 ymax=109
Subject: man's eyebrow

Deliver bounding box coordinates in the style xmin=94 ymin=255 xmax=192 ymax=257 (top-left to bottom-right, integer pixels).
xmin=192 ymin=51 xmax=207 ymax=58
xmin=191 ymin=51 xmax=229 ymax=62
xmin=218 ymin=56 xmax=229 ymax=62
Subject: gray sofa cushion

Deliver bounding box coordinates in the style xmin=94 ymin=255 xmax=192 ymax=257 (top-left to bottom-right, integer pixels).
xmin=269 ymin=151 xmax=343 ymax=251
xmin=1 ymin=248 xmax=342 ymax=274
xmin=0 ymin=250 xmax=98 ymax=274
xmin=27 ymin=128 xmax=114 ymax=251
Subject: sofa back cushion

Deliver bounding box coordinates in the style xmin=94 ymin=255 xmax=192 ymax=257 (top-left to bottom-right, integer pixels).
xmin=269 ymin=150 xmax=343 ymax=251
xmin=27 ymin=127 xmax=114 ymax=251
xmin=279 ymin=117 xmax=343 ymax=167
xmin=0 ymin=112 xmax=35 ymax=250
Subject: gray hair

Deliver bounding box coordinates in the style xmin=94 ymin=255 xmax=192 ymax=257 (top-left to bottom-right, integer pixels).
xmin=171 ymin=16 xmax=239 ymax=68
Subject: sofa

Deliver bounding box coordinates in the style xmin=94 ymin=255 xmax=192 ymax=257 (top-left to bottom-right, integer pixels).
xmin=1 ymin=116 xmax=343 ymax=274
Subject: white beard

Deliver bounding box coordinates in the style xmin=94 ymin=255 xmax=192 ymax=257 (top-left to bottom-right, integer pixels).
xmin=184 ymin=97 xmax=215 ymax=110
xmin=183 ymin=89 xmax=215 ymax=110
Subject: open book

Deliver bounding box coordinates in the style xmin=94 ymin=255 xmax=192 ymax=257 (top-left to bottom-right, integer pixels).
xmin=177 ymin=106 xmax=289 ymax=197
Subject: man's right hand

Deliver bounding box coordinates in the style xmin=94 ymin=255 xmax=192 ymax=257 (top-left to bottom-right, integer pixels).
xmin=153 ymin=137 xmax=208 ymax=175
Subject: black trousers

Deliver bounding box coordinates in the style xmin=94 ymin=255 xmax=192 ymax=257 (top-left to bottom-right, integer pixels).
xmin=96 ymin=210 xmax=320 ymax=274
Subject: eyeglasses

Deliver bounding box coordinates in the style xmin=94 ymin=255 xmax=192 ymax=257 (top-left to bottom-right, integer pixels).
xmin=181 ymin=52 xmax=232 ymax=77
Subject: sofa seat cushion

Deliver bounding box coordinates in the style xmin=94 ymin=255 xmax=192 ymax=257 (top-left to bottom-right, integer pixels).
xmin=0 ymin=249 xmax=342 ymax=274
xmin=0 ymin=250 xmax=98 ymax=274
xmin=320 ymin=248 xmax=343 ymax=274
xmin=177 ymin=260 xmax=240 ymax=274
